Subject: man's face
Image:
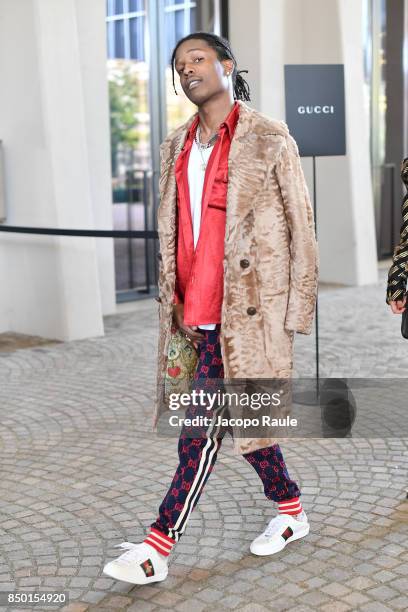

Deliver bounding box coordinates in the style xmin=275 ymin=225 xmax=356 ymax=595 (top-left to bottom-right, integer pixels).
xmin=174 ymin=39 xmax=232 ymax=105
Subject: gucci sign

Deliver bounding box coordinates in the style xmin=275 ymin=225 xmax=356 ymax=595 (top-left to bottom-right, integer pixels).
xmin=297 ymin=105 xmax=335 ymax=115
xmin=284 ymin=65 xmax=346 ymax=157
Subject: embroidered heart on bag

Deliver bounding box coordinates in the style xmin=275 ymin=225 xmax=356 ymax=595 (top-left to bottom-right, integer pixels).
xmin=167 ymin=366 xmax=181 ymax=378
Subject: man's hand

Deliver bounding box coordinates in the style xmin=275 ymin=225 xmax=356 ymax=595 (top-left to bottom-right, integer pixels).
xmin=390 ymin=296 xmax=407 ymax=314
xmin=173 ymin=303 xmax=205 ymax=345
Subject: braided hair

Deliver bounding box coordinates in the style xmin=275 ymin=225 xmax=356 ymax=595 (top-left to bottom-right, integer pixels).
xmin=170 ymin=31 xmax=251 ymax=102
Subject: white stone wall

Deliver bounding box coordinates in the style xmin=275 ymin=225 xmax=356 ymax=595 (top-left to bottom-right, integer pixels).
xmin=0 ymin=0 xmax=115 ymax=340
xmin=230 ymin=0 xmax=378 ymax=286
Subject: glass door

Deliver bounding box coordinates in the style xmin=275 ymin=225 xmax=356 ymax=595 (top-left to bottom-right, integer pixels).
xmin=106 ymin=0 xmax=223 ymax=301
xmin=106 ymin=0 xmax=152 ymax=300
xmin=163 ymin=0 xmax=221 ymax=133
xmin=365 ymin=0 xmax=408 ymax=258
xmin=364 ymin=0 xmax=387 ymax=255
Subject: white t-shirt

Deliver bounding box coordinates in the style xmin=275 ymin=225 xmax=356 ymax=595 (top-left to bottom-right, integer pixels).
xmin=187 ymin=138 xmax=216 ymax=330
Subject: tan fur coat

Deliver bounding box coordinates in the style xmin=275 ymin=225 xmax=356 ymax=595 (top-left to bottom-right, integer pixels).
xmin=154 ymin=100 xmax=318 ymax=455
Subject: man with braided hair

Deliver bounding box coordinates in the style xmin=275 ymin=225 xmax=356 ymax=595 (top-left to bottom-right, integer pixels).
xmin=104 ymin=32 xmax=318 ymax=585
xmin=387 ymin=158 xmax=408 ymax=312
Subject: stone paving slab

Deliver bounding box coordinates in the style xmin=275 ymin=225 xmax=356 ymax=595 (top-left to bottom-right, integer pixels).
xmin=0 ymin=267 xmax=407 ymax=611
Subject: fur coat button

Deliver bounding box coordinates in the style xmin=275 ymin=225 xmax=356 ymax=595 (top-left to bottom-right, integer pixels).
xmin=247 ymin=306 xmax=256 ymax=315
xmin=155 ymin=296 xmax=162 ymax=303
xmin=240 ymin=258 xmax=250 ymax=268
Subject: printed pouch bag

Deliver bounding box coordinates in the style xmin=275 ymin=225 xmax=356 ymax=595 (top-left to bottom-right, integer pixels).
xmin=164 ymin=325 xmax=199 ymax=402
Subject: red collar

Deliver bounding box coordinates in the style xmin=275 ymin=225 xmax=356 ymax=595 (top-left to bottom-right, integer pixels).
xmin=186 ymin=100 xmax=240 ymax=142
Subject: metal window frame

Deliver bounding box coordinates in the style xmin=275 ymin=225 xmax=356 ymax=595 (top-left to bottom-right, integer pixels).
xmin=163 ymin=2 xmax=196 ymax=14
xmin=105 ymin=0 xmax=224 ymax=299
xmin=106 ymin=0 xmax=147 ymax=60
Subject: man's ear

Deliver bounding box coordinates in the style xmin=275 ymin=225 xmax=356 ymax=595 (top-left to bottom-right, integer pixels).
xmin=222 ymin=60 xmax=234 ymax=75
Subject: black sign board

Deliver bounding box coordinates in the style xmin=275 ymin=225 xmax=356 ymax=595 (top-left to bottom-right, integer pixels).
xmin=284 ymin=65 xmax=346 ymax=157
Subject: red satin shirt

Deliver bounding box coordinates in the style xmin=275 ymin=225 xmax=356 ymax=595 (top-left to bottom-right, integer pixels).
xmin=173 ymin=101 xmax=240 ymax=326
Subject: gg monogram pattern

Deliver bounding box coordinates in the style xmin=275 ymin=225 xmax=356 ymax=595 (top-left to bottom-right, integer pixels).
xmin=149 ymin=326 xmax=301 ymax=544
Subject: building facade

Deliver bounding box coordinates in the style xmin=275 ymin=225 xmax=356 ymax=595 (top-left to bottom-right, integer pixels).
xmin=0 ymin=0 xmax=406 ymax=339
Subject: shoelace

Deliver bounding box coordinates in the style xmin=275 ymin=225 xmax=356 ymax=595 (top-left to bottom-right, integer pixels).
xmin=263 ymin=515 xmax=290 ymax=538
xmin=263 ymin=512 xmax=306 ymax=538
xmin=113 ymin=542 xmax=143 ymax=565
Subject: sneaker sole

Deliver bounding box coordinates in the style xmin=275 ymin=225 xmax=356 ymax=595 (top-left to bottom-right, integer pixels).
xmin=103 ymin=564 xmax=168 ymax=585
xmin=250 ymin=523 xmax=310 ymax=556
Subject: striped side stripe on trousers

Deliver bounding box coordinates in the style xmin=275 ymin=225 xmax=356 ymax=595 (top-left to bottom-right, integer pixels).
xmin=167 ymin=399 xmax=228 ymax=542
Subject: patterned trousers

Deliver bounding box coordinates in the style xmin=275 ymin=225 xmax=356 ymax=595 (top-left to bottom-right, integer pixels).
xmin=150 ymin=325 xmax=301 ymax=544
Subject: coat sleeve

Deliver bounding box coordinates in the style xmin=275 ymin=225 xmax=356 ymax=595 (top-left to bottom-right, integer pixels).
xmin=386 ymin=159 xmax=408 ymax=304
xmin=275 ymin=133 xmax=319 ymax=335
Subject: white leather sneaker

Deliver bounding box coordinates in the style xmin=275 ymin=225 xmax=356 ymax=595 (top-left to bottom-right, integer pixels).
xmin=103 ymin=542 xmax=168 ymax=584
xmin=250 ymin=511 xmax=310 ymax=556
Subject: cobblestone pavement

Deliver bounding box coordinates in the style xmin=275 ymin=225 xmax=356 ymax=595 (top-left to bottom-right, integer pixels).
xmin=0 ymin=266 xmax=407 ymax=612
